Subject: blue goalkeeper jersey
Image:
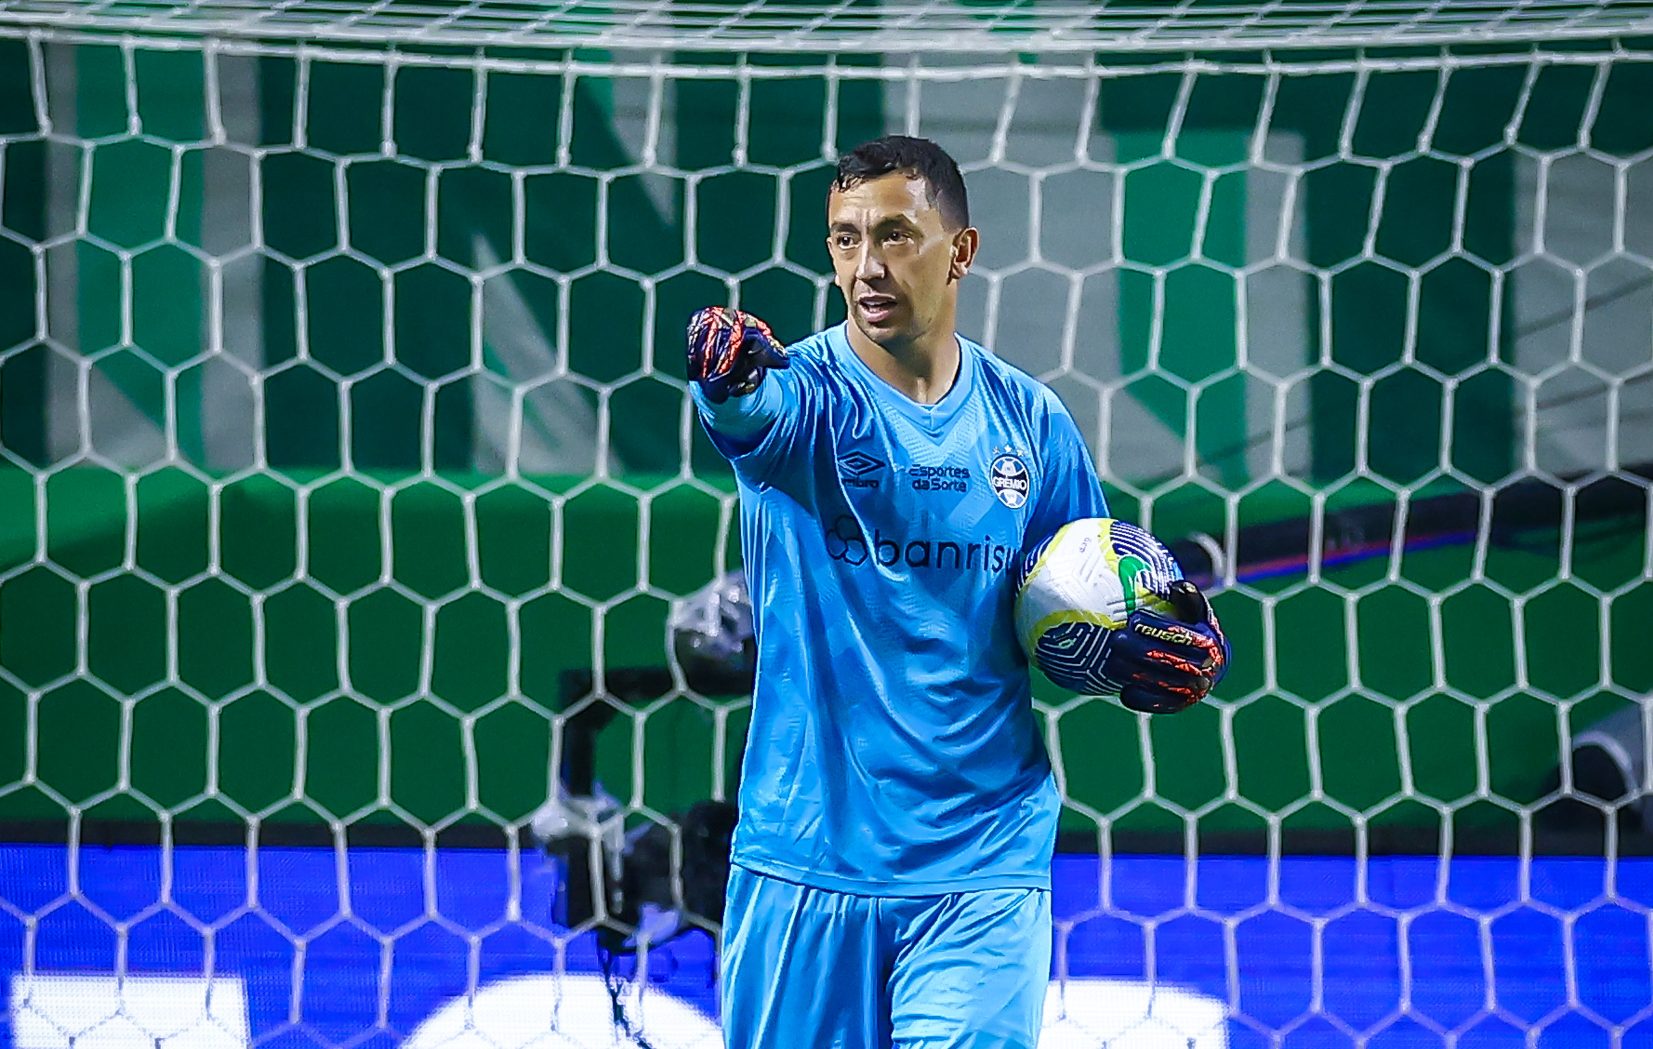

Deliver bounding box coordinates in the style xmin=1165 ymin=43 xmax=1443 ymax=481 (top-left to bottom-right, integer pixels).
xmin=695 ymin=322 xmax=1108 ymax=894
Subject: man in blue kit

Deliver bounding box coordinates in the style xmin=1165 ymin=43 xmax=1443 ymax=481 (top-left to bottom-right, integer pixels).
xmin=686 ymin=136 xmax=1230 ymax=1048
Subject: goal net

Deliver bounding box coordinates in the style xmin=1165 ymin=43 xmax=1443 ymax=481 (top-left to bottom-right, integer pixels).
xmin=1 ymin=1 xmax=1652 ymax=1045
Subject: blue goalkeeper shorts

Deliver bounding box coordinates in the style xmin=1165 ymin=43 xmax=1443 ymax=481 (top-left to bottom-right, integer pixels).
xmin=720 ymin=865 xmax=1051 ymax=1048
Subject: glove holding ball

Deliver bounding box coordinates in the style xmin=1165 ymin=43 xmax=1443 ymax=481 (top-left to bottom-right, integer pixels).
xmin=1015 ymin=519 xmax=1231 ymax=714
xmin=1107 ymin=579 xmax=1229 ymax=715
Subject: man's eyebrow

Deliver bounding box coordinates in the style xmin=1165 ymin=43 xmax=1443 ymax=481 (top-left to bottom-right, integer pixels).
xmin=828 ymin=214 xmax=919 ymax=233
xmin=874 ymin=213 xmax=919 ymax=230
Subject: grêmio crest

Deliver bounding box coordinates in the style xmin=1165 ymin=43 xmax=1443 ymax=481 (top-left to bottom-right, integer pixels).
xmin=989 ymin=449 xmax=1031 ymax=509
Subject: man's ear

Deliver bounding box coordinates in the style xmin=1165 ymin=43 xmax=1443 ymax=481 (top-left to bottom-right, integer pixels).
xmin=950 ymin=227 xmax=980 ymax=281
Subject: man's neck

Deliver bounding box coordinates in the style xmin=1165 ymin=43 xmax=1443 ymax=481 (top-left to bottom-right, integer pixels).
xmin=845 ymin=323 xmax=961 ymax=407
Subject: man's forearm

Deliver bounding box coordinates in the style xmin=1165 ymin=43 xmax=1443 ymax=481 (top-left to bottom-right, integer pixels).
xmin=691 ymin=372 xmax=786 ymax=441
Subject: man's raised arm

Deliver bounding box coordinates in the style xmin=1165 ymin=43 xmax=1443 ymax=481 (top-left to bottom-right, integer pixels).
xmin=686 ymin=306 xmax=791 ymax=445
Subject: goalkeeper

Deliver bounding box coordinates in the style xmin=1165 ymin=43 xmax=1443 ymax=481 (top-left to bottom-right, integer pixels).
xmin=688 ymin=135 xmax=1229 ymax=1048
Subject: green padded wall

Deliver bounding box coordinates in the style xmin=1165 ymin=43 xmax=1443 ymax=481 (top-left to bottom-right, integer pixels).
xmin=2 ymin=469 xmax=1648 ymax=838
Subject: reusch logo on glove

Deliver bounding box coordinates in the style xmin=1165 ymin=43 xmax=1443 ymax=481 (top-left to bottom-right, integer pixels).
xmin=1136 ymin=623 xmax=1201 ymax=646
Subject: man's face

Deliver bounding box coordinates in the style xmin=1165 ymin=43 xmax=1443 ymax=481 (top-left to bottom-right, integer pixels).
xmin=826 ymin=173 xmax=975 ymax=349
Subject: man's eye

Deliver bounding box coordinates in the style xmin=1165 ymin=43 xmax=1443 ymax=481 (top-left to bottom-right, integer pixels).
xmin=885 ymin=230 xmax=909 ymax=244
xmin=834 ymin=235 xmax=856 ymax=249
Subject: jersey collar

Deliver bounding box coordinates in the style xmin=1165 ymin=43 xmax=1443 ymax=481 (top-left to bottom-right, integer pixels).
xmin=829 ymin=322 xmax=977 ymax=433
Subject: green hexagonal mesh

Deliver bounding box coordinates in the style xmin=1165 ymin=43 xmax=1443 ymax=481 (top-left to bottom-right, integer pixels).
xmin=1 ymin=2 xmax=1652 ymax=1045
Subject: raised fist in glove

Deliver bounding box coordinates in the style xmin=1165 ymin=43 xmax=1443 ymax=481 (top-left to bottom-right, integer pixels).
xmin=686 ymin=306 xmax=789 ymax=403
xmin=1104 ymin=579 xmax=1230 ymax=715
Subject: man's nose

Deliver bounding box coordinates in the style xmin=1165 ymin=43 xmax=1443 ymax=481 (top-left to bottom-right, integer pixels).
xmin=855 ymin=243 xmax=886 ymax=281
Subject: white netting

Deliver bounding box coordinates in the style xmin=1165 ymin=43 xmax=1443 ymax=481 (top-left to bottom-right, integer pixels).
xmin=2 ymin=0 xmax=1653 ymax=51
xmin=1 ymin=4 xmax=1652 ymax=1047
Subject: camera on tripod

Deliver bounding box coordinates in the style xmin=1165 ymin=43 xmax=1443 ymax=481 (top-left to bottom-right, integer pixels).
xmin=533 ymin=572 xmax=755 ymax=953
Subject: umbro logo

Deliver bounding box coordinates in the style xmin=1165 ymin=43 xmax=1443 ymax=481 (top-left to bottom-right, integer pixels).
xmin=838 ymin=451 xmax=885 ymax=489
xmin=839 ymin=451 xmax=885 ymax=477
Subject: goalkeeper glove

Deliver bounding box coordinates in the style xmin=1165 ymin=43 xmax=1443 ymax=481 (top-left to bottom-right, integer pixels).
xmin=686 ymin=306 xmax=789 ymax=403
xmin=1107 ymin=579 xmax=1230 ymax=715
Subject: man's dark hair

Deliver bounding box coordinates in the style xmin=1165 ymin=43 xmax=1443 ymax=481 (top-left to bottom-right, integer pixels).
xmin=832 ymin=135 xmax=970 ymax=230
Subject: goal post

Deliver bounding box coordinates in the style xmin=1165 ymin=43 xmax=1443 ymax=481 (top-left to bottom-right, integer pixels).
xmin=2 ymin=1 xmax=1653 ymax=1045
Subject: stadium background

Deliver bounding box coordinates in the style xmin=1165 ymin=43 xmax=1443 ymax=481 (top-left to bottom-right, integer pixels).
xmin=1 ymin=8 xmax=1652 ymax=1045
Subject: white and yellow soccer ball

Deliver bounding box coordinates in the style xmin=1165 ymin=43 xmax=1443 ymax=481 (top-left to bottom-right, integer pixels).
xmin=1013 ymin=517 xmax=1185 ymax=695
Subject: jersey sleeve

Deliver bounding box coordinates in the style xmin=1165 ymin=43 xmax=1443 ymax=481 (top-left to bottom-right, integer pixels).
xmin=1027 ymin=394 xmax=1109 ymax=543
xmin=692 ymin=353 xmax=817 ymax=484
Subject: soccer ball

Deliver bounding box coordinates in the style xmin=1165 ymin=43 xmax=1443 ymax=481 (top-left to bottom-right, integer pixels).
xmin=1013 ymin=518 xmax=1185 ymax=695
